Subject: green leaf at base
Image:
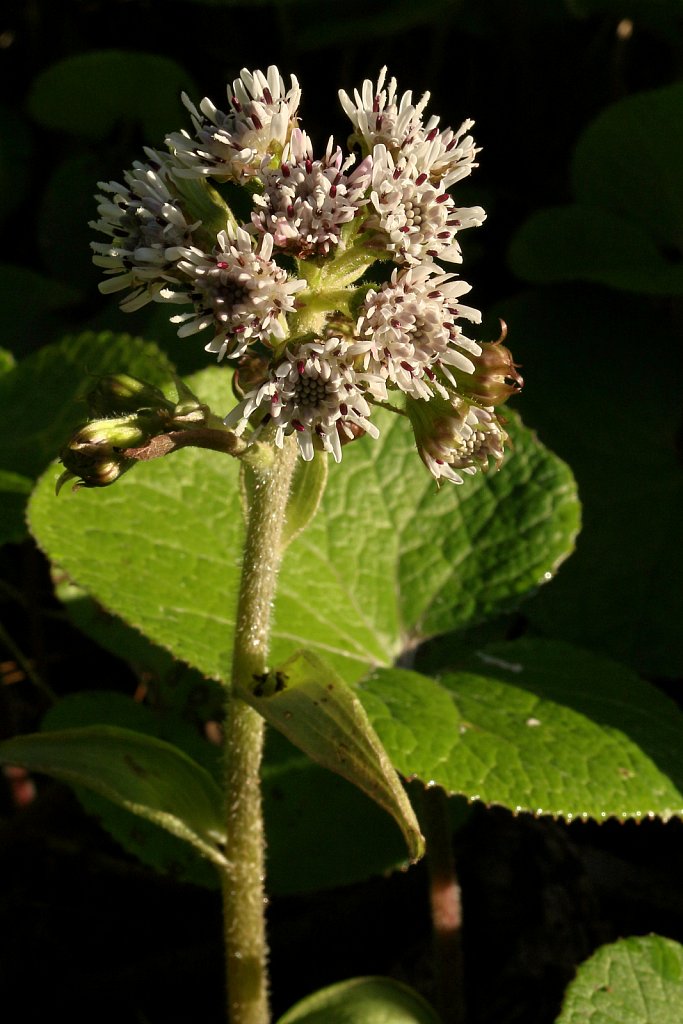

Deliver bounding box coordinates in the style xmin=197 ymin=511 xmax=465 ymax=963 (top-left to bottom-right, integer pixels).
xmin=358 ymin=639 xmax=683 ymax=822
xmin=556 ymin=935 xmax=683 ymax=1024
xmin=243 ymin=649 xmax=425 ymax=861
xmin=277 ymin=977 xmax=441 ymax=1024
xmin=0 ymin=726 xmax=226 ymax=867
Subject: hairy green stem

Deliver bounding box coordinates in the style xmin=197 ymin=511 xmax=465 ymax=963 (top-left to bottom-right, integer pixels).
xmin=222 ymin=434 xmax=299 ymax=1024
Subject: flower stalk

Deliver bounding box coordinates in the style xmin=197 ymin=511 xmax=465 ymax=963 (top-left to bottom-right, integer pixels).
xmin=221 ymin=432 xmax=299 ymax=1024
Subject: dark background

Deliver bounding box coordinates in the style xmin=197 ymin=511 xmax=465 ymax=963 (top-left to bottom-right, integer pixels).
xmin=1 ymin=2 xmax=683 ymax=1022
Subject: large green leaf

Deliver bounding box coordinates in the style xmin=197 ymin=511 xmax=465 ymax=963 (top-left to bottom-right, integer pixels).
xmin=357 ymin=638 xmax=683 ymax=821
xmin=0 ymin=331 xmax=175 ymax=540
xmin=497 ymin=286 xmax=683 ymax=677
xmin=0 ymin=725 xmax=227 ymax=867
xmin=556 ymin=935 xmax=683 ymax=1024
xmin=28 ymin=361 xmax=579 ymax=685
xmin=277 ymin=977 xmax=441 ymax=1024
xmin=27 ymin=51 xmax=196 ymax=142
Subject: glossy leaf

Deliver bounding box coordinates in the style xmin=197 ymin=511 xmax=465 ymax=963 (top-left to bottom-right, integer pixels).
xmin=277 ymin=977 xmax=441 ymax=1024
xmin=556 ymin=935 xmax=683 ymax=1024
xmin=358 ymin=638 xmax=683 ymax=822
xmin=243 ymin=649 xmax=424 ymax=861
xmin=0 ymin=725 xmax=227 ymax=866
xmin=28 ymin=362 xmax=579 ymax=686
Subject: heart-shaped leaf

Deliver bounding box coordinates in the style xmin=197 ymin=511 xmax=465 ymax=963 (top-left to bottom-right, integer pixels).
xmin=556 ymin=934 xmax=683 ymax=1024
xmin=28 ymin=358 xmax=579 ymax=686
xmin=357 ymin=638 xmax=683 ymax=822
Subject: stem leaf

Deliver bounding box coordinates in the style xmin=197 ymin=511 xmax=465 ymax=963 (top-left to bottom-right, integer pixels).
xmin=242 ymin=648 xmax=425 ymax=861
xmin=0 ymin=725 xmax=227 ymax=867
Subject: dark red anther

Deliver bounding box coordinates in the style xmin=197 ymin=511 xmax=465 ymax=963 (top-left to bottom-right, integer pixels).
xmin=427 ymin=290 xmax=441 ymax=299
xmin=339 ymin=402 xmax=348 ymax=415
xmin=425 ymin=367 xmax=435 ymax=380
xmin=400 ymin=225 xmax=410 ymax=233
xmin=393 ymin=167 xmax=402 ymax=180
xmin=263 ymin=87 xmax=273 ymax=105
xmin=427 ymin=127 xmax=439 ymax=142
xmin=437 ymin=231 xmax=450 ymax=239
xmin=231 ymin=97 xmax=241 ymax=112
xmin=252 ymin=114 xmax=263 ymax=130
xmin=373 ymin=96 xmax=381 ymax=112
xmin=217 ymin=261 xmax=229 ymax=269
xmin=305 ymin=159 xmax=313 ymax=174
xmin=234 ymin=324 xmax=246 ymax=333
xmin=390 ymin=318 xmax=402 ymax=329
xmin=435 ymin=458 xmax=444 ymax=465
xmin=297 ymin=360 xmax=305 ymax=375
xmin=446 ymin=138 xmax=456 ymax=151
xmin=400 ymin=361 xmax=415 ymax=374
xmin=436 ymin=193 xmax=450 ymax=204
xmin=287 ymin=204 xmax=295 ymax=218
xmin=330 ymin=185 xmax=337 ymax=198
xmin=416 ymin=172 xmax=428 ymax=186
xmin=292 ymin=419 xmax=305 ymax=432
xmin=271 ymin=393 xmax=280 ymax=405
xmin=282 ymin=163 xmax=291 ymax=177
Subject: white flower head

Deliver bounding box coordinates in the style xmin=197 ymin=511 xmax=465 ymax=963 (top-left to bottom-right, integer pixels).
xmin=339 ymin=67 xmax=480 ymax=188
xmin=407 ymin=394 xmax=507 ymax=485
xmin=225 ymin=336 xmax=384 ymax=462
xmin=167 ymin=66 xmax=301 ymax=182
xmin=251 ymin=129 xmax=372 ymax=257
xmin=90 ymin=149 xmax=196 ymax=311
xmin=165 ymin=226 xmax=306 ymax=360
xmin=352 ymin=264 xmax=482 ymax=401
xmin=368 ymin=145 xmax=485 ymax=266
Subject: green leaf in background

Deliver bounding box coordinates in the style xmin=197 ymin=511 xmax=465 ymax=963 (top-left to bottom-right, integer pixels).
xmin=43 ymin=691 xmax=221 ymax=887
xmin=509 ymin=83 xmax=683 ymax=293
xmin=263 ymin=729 xmax=409 ymax=894
xmin=0 ymin=724 xmax=227 ymax=867
xmin=27 ymin=51 xmax=196 ymax=142
xmin=277 ymin=976 xmax=441 ymax=1024
xmin=0 ymin=104 xmax=32 ymax=224
xmin=508 ymin=204 xmax=683 ymax=293
xmin=0 ymin=331 xmax=175 ymax=540
xmin=358 ymin=638 xmax=683 ymax=821
xmin=28 ymin=360 xmax=579 ymax=686
xmin=244 ymin=649 xmax=424 ymax=861
xmin=0 ymin=470 xmax=32 ymax=545
xmin=39 ymin=153 xmax=111 ymax=290
xmin=555 ymin=934 xmax=683 ymax=1024
xmin=497 ymin=285 xmax=683 ymax=677
xmin=0 ymin=265 xmax=81 ymax=353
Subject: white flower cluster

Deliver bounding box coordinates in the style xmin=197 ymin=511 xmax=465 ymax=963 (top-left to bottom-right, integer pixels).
xmin=91 ymin=66 xmax=518 ymax=482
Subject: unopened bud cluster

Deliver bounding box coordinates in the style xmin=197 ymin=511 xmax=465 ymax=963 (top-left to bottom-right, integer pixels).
xmin=58 ymin=374 xmax=211 ymax=489
xmin=91 ymin=67 xmax=521 ymax=484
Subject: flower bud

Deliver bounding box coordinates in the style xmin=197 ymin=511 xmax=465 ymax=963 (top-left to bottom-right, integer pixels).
xmin=447 ymin=322 xmax=523 ymax=407
xmin=406 ymin=393 xmax=508 ymax=485
xmin=86 ymin=374 xmax=173 ymax=417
